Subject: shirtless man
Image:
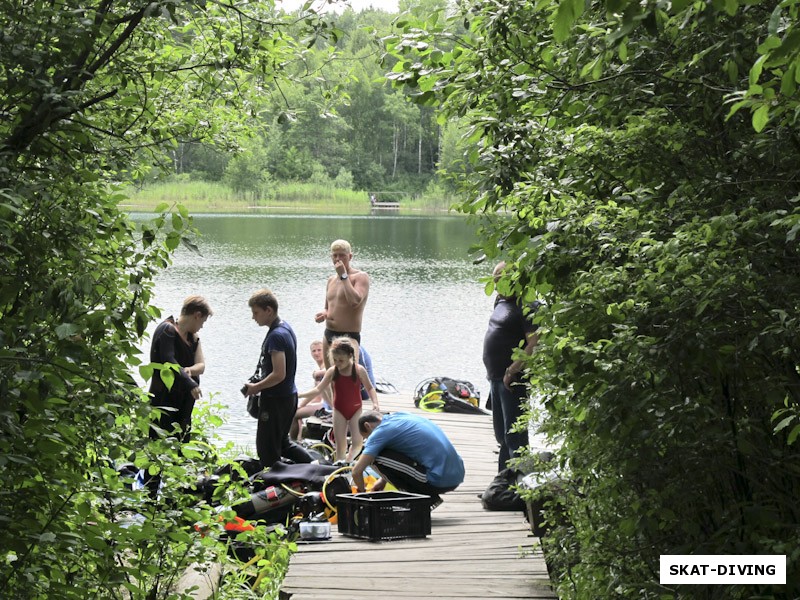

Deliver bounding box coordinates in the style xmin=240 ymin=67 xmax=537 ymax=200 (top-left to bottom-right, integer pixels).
xmin=315 ymin=239 xmax=369 ymax=367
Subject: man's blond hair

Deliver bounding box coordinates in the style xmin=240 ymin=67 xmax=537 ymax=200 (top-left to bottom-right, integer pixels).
xmin=330 ymin=239 xmax=352 ymax=254
xmin=492 ymin=261 xmax=506 ymax=282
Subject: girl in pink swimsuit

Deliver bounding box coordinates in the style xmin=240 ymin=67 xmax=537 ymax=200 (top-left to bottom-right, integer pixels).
xmin=298 ymin=339 xmax=379 ymax=461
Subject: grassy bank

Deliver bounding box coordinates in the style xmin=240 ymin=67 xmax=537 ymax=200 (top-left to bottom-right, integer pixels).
xmin=122 ymin=180 xmax=458 ymax=214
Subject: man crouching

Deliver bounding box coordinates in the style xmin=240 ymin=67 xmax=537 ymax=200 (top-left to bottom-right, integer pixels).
xmin=351 ymin=411 xmax=465 ymax=508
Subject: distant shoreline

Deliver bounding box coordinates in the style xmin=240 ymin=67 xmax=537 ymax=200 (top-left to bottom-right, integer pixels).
xmin=120 ymin=180 xmax=459 ymax=215
xmin=118 ymin=203 xmax=456 ymax=216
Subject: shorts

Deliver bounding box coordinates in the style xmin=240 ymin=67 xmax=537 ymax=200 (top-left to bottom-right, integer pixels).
xmin=324 ymin=328 xmax=361 ymax=345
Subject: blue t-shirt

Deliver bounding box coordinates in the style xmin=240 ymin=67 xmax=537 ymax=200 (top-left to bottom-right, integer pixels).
xmin=358 ymin=346 xmax=375 ymax=401
xmin=359 ymin=346 xmax=375 ymax=385
xmin=259 ymin=319 xmax=297 ymax=398
xmin=364 ymin=412 xmax=465 ymax=488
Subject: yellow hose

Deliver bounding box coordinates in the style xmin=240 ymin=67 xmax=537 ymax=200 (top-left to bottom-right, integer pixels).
xmin=253 ymin=571 xmax=265 ymax=589
xmin=418 ymin=390 xmax=445 ymax=412
xmin=321 ymin=465 xmax=353 ymax=511
xmin=241 ymin=553 xmax=260 ymax=570
xmin=280 ymin=483 xmax=305 ymax=497
xmin=308 ymin=442 xmax=335 ymax=457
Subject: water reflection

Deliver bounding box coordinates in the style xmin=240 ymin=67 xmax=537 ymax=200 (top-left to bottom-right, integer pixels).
xmin=139 ymin=214 xmax=495 ymax=446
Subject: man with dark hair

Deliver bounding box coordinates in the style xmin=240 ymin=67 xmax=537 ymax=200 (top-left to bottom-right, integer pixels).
xmin=242 ymin=288 xmax=311 ymax=468
xmin=351 ymin=411 xmax=465 ymax=507
xmin=482 ymin=261 xmax=540 ymax=471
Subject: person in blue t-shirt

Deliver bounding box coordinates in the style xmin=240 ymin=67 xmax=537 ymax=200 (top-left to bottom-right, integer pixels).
xmin=241 ymin=288 xmax=311 ymax=469
xmin=351 ymin=411 xmax=465 ymax=506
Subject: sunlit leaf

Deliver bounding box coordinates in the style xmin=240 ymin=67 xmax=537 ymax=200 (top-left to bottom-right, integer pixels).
xmin=752 ymin=104 xmax=770 ymax=132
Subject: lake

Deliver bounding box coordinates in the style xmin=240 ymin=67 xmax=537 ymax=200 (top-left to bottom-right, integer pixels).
xmin=142 ymin=213 xmax=496 ymax=446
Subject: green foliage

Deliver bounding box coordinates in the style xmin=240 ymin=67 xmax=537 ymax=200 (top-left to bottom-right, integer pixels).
xmin=125 ymin=177 xmax=242 ymax=211
xmin=333 ymin=167 xmax=355 ymax=190
xmin=174 ymin=143 xmax=231 ymax=181
xmin=164 ymin=5 xmax=443 ymax=193
xmin=726 ymin=0 xmax=800 ymax=131
xmin=215 ymin=524 xmax=297 ymax=599
xmin=436 ymin=118 xmax=473 ymax=191
xmin=388 ymin=0 xmax=800 ymax=598
xmin=224 ymin=136 xmax=277 ymax=204
xmin=0 ymin=0 xmax=319 ymax=597
xmin=125 ymin=177 xmax=459 ymax=213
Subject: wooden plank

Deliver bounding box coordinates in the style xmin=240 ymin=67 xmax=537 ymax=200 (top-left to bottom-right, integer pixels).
xmin=287 ymin=562 xmax=548 ymax=576
xmin=282 ymin=578 xmax=553 ymax=597
xmin=174 ymin=562 xmax=221 ymax=599
xmin=281 ymin=393 xmax=556 ymax=599
xmin=291 ymin=589 xmax=554 ymax=600
xmin=289 ymin=596 xmax=549 ymax=600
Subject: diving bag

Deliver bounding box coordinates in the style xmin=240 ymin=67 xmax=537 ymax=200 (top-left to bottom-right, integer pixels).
xmin=413 ymin=377 xmax=487 ymax=415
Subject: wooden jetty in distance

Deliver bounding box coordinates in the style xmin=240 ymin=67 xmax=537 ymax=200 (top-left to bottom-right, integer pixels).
xmin=369 ymin=191 xmax=403 ymax=210
xmin=281 ymin=392 xmax=556 ymax=600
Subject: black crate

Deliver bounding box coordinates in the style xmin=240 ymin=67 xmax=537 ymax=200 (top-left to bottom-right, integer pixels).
xmin=336 ymin=491 xmax=432 ymax=541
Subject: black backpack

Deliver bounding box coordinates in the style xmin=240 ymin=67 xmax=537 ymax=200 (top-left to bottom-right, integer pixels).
xmin=481 ymin=468 xmax=526 ymax=511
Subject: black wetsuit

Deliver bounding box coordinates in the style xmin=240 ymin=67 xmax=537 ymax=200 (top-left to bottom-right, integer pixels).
xmin=149 ymin=316 xmax=199 ymax=441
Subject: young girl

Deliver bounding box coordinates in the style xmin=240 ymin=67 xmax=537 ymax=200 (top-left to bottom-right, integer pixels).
xmin=298 ymin=338 xmax=380 ymax=461
xmin=291 ymin=340 xmax=329 ymax=440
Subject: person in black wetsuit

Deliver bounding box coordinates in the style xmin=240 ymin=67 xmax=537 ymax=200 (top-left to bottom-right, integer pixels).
xmin=482 ymin=262 xmax=541 ymax=471
xmin=146 ymin=295 xmax=212 ymax=499
xmin=148 ymin=295 xmax=213 ymax=442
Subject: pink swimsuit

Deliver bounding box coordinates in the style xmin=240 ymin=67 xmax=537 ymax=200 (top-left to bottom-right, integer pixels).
xmin=333 ymin=374 xmax=362 ymax=420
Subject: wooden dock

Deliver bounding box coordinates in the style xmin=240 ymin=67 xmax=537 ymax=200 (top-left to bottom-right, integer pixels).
xmin=280 ymin=392 xmax=556 ymax=600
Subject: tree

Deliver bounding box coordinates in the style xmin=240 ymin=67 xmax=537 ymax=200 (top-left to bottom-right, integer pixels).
xmin=387 ymin=0 xmax=800 ymax=597
xmin=0 ymin=1 xmax=319 ymax=596
xmin=117 ymin=3 xmax=449 ymax=195
xmin=173 ymin=143 xmax=230 ymax=180
xmin=383 ymin=92 xmax=421 ymax=178
xmin=437 ymin=117 xmax=472 ymax=191
xmin=224 ymin=134 xmax=276 ymax=202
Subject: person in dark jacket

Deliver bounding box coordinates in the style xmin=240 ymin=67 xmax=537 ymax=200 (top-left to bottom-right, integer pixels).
xmin=482 ymin=262 xmax=540 ymax=471
xmin=149 ymin=295 xmax=212 ymax=442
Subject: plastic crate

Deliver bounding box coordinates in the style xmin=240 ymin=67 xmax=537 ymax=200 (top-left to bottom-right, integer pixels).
xmin=336 ymin=491 xmax=432 ymax=541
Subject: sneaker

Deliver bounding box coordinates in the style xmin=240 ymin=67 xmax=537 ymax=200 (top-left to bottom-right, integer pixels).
xmin=429 ymin=495 xmax=443 ymax=510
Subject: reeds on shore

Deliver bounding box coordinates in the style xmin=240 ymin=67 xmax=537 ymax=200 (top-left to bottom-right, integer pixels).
xmin=121 ymin=180 xmax=456 ymax=214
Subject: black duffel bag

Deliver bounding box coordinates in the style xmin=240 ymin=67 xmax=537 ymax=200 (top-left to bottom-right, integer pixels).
xmin=481 ymin=468 xmax=526 ymax=511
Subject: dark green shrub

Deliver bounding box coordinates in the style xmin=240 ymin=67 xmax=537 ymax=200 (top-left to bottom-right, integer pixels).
xmin=387 ymin=0 xmax=800 ymax=597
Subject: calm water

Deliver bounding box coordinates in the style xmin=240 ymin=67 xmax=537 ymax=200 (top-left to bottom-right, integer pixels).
xmin=142 ymin=213 xmax=495 ymax=446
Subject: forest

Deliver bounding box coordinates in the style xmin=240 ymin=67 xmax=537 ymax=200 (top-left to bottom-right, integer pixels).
xmin=136 ymin=0 xmax=456 ymax=202
xmin=2 ymin=0 xmax=799 ymax=599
